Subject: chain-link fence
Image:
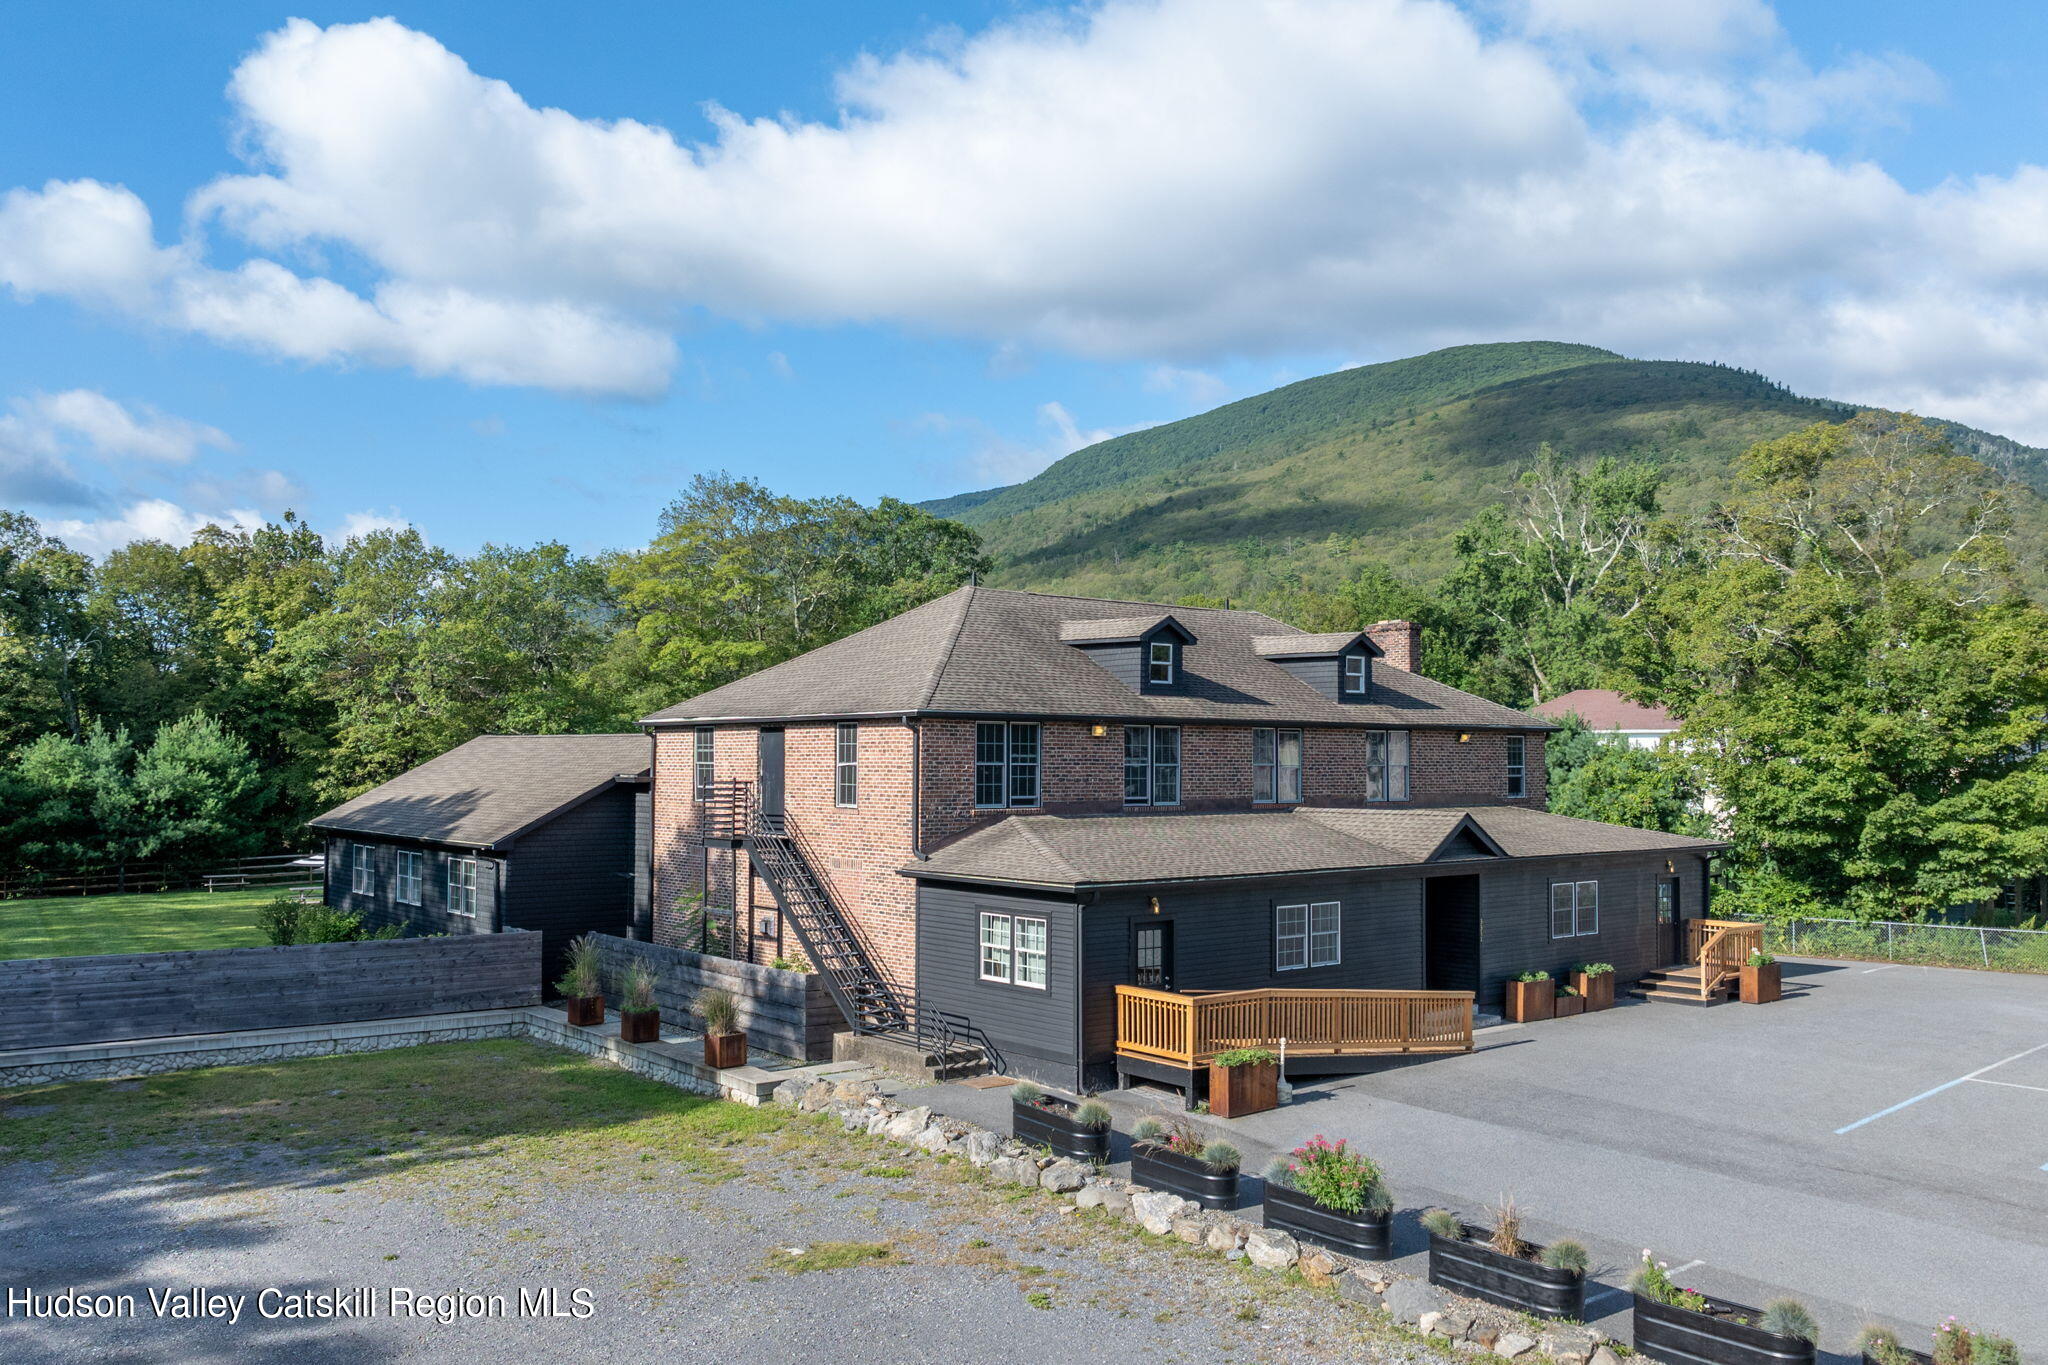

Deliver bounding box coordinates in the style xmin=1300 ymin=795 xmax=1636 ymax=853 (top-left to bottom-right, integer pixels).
xmin=1747 ymin=916 xmax=2048 ymax=974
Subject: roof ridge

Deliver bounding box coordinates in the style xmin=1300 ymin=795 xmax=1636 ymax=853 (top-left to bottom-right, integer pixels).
xmin=1003 ymin=815 xmax=1085 ymax=883
xmin=918 ymin=583 xmax=983 ymax=710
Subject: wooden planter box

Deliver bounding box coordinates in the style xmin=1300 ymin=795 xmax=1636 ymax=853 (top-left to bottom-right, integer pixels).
xmin=703 ymin=1030 xmax=748 ymax=1069
xmin=1208 ymin=1060 xmax=1279 ymax=1118
xmin=1633 ymin=1292 xmax=1817 ymax=1365
xmin=1740 ymin=962 xmax=1782 ymax=1005
xmin=1427 ymin=1225 xmax=1585 ymax=1320
xmin=1263 ymin=1183 xmax=1390 ymax=1261
xmin=1011 ymin=1097 xmax=1110 ymax=1162
xmin=1504 ymin=978 xmax=1555 ymax=1023
xmin=619 ymin=1009 xmax=659 ymax=1044
xmin=1574 ymin=971 xmax=1615 ymax=1011
xmin=564 ymin=995 xmax=604 ymax=1027
xmin=1555 ymin=994 xmax=1585 ymax=1017
xmin=1132 ymin=1143 xmax=1239 ymax=1210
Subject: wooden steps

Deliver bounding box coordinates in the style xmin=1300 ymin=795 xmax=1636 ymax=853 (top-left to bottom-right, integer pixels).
xmin=1630 ymin=963 xmax=1733 ymax=1006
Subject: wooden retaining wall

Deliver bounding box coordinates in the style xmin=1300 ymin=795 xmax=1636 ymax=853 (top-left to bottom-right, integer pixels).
xmin=590 ymin=934 xmax=844 ymax=1061
xmin=0 ymin=932 xmax=543 ymax=1051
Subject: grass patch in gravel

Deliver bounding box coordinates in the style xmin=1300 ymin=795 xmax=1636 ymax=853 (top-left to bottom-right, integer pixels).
xmin=769 ymin=1240 xmax=896 ymax=1273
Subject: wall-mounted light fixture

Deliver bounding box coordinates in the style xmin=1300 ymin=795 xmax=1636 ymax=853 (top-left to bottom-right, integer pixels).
xmin=1090 ymin=723 xmax=1108 ymax=738
xmin=1148 ymin=896 xmax=1162 ymax=915
xmin=1666 ymin=859 xmax=1675 ymax=875
xmin=1457 ymin=732 xmax=1472 ymax=743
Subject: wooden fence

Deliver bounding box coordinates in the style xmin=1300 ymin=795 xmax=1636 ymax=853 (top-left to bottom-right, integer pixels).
xmin=0 ymin=851 xmax=321 ymax=901
xmin=0 ymin=931 xmax=542 ymax=1051
xmin=1115 ymin=985 xmax=1474 ymax=1068
xmin=589 ymin=934 xmax=845 ymax=1061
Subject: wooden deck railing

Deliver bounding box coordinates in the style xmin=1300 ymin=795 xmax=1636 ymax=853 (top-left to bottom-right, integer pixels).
xmin=1114 ymin=985 xmax=1474 ymax=1068
xmin=1687 ymin=918 xmax=1764 ymax=999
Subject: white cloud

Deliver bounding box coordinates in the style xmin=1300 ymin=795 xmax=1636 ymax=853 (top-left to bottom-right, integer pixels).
xmin=333 ymin=509 xmax=410 ymax=542
xmin=920 ymin=400 xmax=1154 ymax=485
xmin=23 ymin=389 xmax=231 ymax=462
xmin=0 ymin=4 xmax=2044 ymax=436
xmin=1144 ymin=366 xmax=1234 ymax=411
xmin=44 ymin=498 xmax=265 ymax=557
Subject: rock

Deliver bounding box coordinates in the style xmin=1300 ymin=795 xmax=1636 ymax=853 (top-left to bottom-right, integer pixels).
xmin=800 ymin=1080 xmax=836 ymax=1111
xmin=1542 ymin=1326 xmax=1598 ymax=1365
xmin=1204 ymin=1221 xmax=1241 ymax=1253
xmin=989 ymin=1156 xmax=1040 ymax=1188
xmin=1418 ymin=1312 xmax=1444 ymax=1337
xmin=1040 ymin=1160 xmax=1088 ymax=1193
xmin=913 ymin=1125 xmax=952 ymax=1155
xmin=833 ymin=1078 xmax=879 ymax=1101
xmin=1132 ymin=1190 xmax=1193 ymax=1236
xmin=1590 ymin=1348 xmax=1623 ymax=1365
xmin=1438 ymin=1309 xmax=1477 ymax=1340
xmin=1474 ymin=1328 xmax=1500 ymax=1351
xmin=1297 ymin=1247 xmax=1337 ymax=1284
xmin=1244 ymin=1227 xmax=1300 ymax=1271
xmin=1334 ymin=1270 xmax=1384 ymax=1309
xmin=771 ymin=1081 xmax=803 ymax=1108
xmin=1171 ymin=1213 xmax=1210 ymax=1244
xmin=1381 ymin=1278 xmax=1447 ymax=1325
xmin=838 ymin=1108 xmax=867 ymax=1132
xmin=1496 ymin=1333 xmax=1539 ymax=1359
xmin=882 ymin=1105 xmax=932 ymax=1140
xmin=865 ymin=1111 xmax=894 ymax=1136
xmin=1078 ymin=1184 xmax=1130 ymax=1215
xmin=965 ymin=1131 xmax=1001 ymax=1165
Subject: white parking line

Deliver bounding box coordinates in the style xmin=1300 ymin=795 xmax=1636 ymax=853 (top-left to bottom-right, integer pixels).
xmin=1668 ymin=1259 xmax=1704 ymax=1276
xmin=1972 ymin=1079 xmax=2048 ymax=1095
xmin=1861 ymin=965 xmax=1900 ymax=974
xmin=1835 ymin=1041 xmax=2048 ymax=1134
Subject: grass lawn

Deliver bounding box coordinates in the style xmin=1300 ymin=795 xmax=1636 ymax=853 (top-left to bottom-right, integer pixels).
xmin=0 ymin=885 xmax=296 ymax=960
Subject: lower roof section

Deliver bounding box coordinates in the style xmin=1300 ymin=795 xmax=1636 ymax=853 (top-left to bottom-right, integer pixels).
xmin=902 ymin=804 xmax=1725 ymax=891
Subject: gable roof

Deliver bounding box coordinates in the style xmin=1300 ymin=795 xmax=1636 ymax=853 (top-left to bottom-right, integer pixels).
xmin=1252 ymin=631 xmax=1378 ymax=659
xmin=309 ymin=733 xmax=650 ymax=850
xmin=640 ymin=585 xmax=1547 ymax=732
xmin=1058 ymin=614 xmax=1191 ymax=644
xmin=904 ymin=804 xmax=1721 ymax=890
xmin=1531 ymin=688 xmax=1678 ymax=732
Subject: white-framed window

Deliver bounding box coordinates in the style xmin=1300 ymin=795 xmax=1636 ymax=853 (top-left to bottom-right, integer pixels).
xmin=1551 ymin=879 xmax=1598 ymax=938
xmin=693 ymin=727 xmax=714 ymax=801
xmin=351 ymin=844 xmax=374 ymax=895
xmin=1148 ymin=639 xmax=1175 ymax=684
xmin=974 ymin=722 xmax=1041 ymax=808
xmin=1367 ymin=729 xmax=1410 ymax=801
xmin=448 ymin=857 xmax=478 ymax=918
xmin=1309 ymin=900 xmax=1341 ymax=967
xmin=979 ymin=911 xmax=1048 ymax=987
xmin=1124 ymin=725 xmax=1181 ymax=806
xmin=395 ymin=850 xmax=423 ymax=906
xmin=1277 ymin=901 xmax=1340 ymax=970
xmin=835 ymin=722 xmax=859 ymax=807
xmin=1506 ymin=734 xmax=1527 ymax=799
xmin=1254 ymin=728 xmax=1303 ymax=804
xmin=1342 ymin=653 xmax=1367 ymax=694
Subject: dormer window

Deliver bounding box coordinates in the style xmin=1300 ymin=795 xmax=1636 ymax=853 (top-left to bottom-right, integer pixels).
xmin=1342 ymin=654 xmax=1367 ymax=694
xmin=1060 ymin=614 xmax=1193 ymax=694
xmin=1148 ymin=640 xmax=1175 ymax=684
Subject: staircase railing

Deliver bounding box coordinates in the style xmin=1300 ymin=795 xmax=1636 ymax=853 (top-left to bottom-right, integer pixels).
xmin=1115 ymin=985 xmax=1475 ymax=1068
xmin=1688 ymin=918 xmax=1763 ymax=999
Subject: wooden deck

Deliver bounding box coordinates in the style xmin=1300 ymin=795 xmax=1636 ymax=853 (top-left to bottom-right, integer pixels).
xmin=1114 ymin=984 xmax=1475 ymax=1070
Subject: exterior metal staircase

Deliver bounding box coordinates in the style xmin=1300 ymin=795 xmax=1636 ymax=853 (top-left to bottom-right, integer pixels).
xmin=744 ymin=807 xmax=911 ymax=1035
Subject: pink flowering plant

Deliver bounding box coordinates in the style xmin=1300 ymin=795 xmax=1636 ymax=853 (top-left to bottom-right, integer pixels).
xmin=1631 ymin=1251 xmax=1708 ymax=1312
xmin=1276 ymin=1136 xmax=1389 ymax=1215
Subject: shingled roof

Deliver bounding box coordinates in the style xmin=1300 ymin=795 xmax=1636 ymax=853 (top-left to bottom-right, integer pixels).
xmin=904 ymin=805 xmax=1723 ymax=890
xmin=310 ymin=733 xmax=650 ymax=850
xmin=640 ymin=586 xmax=1546 ymax=731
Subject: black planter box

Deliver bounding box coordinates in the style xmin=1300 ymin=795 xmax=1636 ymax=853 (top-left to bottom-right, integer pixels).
xmin=1426 ymin=1226 xmax=1585 ymax=1320
xmin=1010 ymin=1097 xmax=1110 ymax=1162
xmin=1263 ymin=1183 xmax=1390 ymax=1261
xmin=1131 ymin=1143 xmax=1239 ymax=1210
xmin=1633 ymin=1293 xmax=1817 ymax=1365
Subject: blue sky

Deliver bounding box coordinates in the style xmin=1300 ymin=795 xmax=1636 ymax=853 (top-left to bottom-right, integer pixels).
xmin=2 ymin=0 xmax=2046 ymax=556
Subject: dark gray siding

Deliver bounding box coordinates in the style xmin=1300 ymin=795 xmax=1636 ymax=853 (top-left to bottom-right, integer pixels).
xmin=1073 ymin=641 xmax=1143 ymax=691
xmin=631 ymin=789 xmax=653 ymax=938
xmin=1474 ymin=851 xmax=1713 ymax=1004
xmin=325 ymin=834 xmax=502 ymax=938
xmin=915 ymin=881 xmax=1082 ymax=1090
xmin=1271 ymin=648 xmax=1372 ymax=703
xmin=502 ymin=783 xmax=640 ymax=985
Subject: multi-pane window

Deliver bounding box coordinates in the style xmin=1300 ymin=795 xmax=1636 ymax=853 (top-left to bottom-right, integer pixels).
xmin=1367 ymin=729 xmax=1410 ymax=801
xmin=1550 ymin=880 xmax=1599 ymax=938
xmin=1253 ymin=728 xmax=1303 ymax=803
xmin=448 ymin=857 xmax=478 ymax=918
xmin=351 ymin=844 xmax=374 ymax=895
xmin=693 ymin=727 xmax=714 ymax=801
xmin=1343 ymin=653 xmax=1367 ymax=694
xmin=978 ymin=912 xmax=1048 ymax=988
xmin=1148 ymin=639 xmax=1175 ymax=684
xmin=974 ymin=722 xmax=1041 ymax=808
xmin=1124 ymin=725 xmax=1181 ymax=806
xmin=1275 ymin=901 xmax=1341 ymax=971
xmin=395 ymin=850 xmax=423 ymax=906
xmin=835 ymin=723 xmax=859 ymax=807
xmin=1506 ymin=734 xmax=1527 ymax=799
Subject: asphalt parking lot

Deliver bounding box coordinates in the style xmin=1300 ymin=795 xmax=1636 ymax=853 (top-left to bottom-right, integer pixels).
xmin=916 ymin=956 xmax=2048 ymax=1352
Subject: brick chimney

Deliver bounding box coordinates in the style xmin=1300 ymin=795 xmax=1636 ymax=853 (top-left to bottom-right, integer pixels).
xmin=1365 ymin=619 xmax=1422 ymax=674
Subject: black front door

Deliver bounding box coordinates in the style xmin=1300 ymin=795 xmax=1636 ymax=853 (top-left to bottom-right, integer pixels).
xmin=1657 ymin=877 xmax=1681 ymax=964
xmin=1424 ymin=874 xmax=1482 ymax=993
xmin=758 ymin=728 xmax=785 ymax=822
xmin=1133 ymin=922 xmax=1174 ymax=990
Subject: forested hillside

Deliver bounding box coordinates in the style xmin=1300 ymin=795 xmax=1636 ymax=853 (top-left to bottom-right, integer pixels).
xmin=930 ymin=343 xmax=2048 ymax=602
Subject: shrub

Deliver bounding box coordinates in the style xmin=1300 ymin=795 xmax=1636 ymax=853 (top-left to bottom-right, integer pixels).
xmin=1859 ymin=1327 xmax=1914 ymax=1365
xmin=1010 ymin=1081 xmax=1044 ymax=1106
xmin=1200 ymin=1140 xmax=1240 ymax=1173
xmin=621 ymin=963 xmax=657 ymax=1015
xmin=1576 ymin=962 xmax=1614 ymax=976
xmin=1420 ymin=1208 xmax=1462 ymax=1240
xmin=1487 ymin=1194 xmax=1525 ymax=1257
xmin=1513 ymin=969 xmax=1550 ymax=983
xmin=259 ymin=896 xmax=397 ymax=946
xmin=1212 ymin=1047 xmax=1277 ymax=1068
xmin=1539 ymin=1240 xmax=1589 ymax=1275
xmin=1559 ymin=984 xmax=1581 ymax=997
xmin=1131 ymin=1117 xmax=1165 ymax=1144
xmin=1073 ymin=1100 xmax=1111 ymax=1130
xmin=1282 ymin=1135 xmax=1388 ymax=1215
xmin=1938 ymin=1321 xmax=2022 ymax=1365
xmin=1261 ymin=1157 xmax=1295 ymax=1189
xmin=257 ymin=894 xmax=306 ymax=946
xmin=1760 ymin=1299 xmax=1819 ymax=1344
xmin=556 ymin=934 xmax=602 ymax=999
xmin=1748 ymin=950 xmax=1777 ymax=967
xmin=770 ymin=956 xmax=811 ymax=973
xmin=695 ymin=985 xmax=739 ymax=1036
xmin=1974 ymin=1336 xmax=2021 ymax=1365
xmin=1631 ymin=1252 xmax=1707 ymax=1312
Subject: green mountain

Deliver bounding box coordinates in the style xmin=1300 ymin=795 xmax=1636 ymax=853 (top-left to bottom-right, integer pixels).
xmin=928 ymin=342 xmax=2048 ymax=601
